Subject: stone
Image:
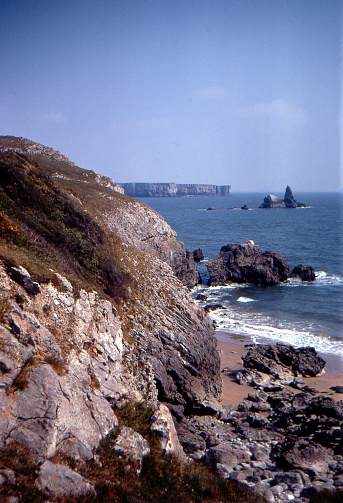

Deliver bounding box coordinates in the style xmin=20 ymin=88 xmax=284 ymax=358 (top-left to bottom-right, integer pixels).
xmin=112 ymin=426 xmax=150 ymax=474
xmin=276 ymin=440 xmax=335 ymax=476
xmin=251 ymin=445 xmax=270 ymax=461
xmin=35 ymin=460 xmax=95 ymax=497
xmin=291 ymin=264 xmax=316 ymax=282
xmin=205 ymin=442 xmax=251 ymax=470
xmin=193 ymin=249 xmax=204 ymax=262
xmin=9 ymin=266 xmax=41 ymax=295
xmin=242 ymin=343 xmax=326 ymax=379
xmin=150 ymin=404 xmax=185 ymax=458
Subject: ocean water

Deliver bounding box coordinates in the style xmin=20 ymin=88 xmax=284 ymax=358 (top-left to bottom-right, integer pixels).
xmin=137 ymin=193 xmax=343 ymax=357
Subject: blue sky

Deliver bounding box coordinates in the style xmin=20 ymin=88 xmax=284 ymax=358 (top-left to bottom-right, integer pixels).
xmin=0 ymin=0 xmax=341 ymax=191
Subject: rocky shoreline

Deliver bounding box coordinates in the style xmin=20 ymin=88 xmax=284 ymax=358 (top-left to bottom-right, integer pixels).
xmin=175 ymin=336 xmax=343 ymax=503
xmin=0 ymin=138 xmax=341 ymax=502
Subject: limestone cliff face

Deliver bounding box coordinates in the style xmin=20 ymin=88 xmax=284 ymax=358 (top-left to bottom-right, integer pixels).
xmin=102 ymin=197 xmax=201 ymax=288
xmin=0 ymin=139 xmax=222 ymax=474
xmin=120 ymin=182 xmax=231 ymax=197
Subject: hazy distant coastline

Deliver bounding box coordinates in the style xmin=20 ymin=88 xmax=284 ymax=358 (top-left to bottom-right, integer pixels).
xmin=119 ymin=182 xmax=231 ymax=197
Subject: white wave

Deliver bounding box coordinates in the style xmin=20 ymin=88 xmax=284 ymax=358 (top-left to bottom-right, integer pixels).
xmin=314 ymin=271 xmax=343 ymax=285
xmin=280 ymin=271 xmax=343 ymax=288
xmin=237 ymin=296 xmax=255 ymax=303
xmin=208 ymin=306 xmax=343 ymax=357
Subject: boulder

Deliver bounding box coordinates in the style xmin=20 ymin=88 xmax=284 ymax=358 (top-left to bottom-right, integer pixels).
xmin=150 ymin=404 xmax=185 ymax=459
xmin=273 ymin=440 xmax=335 ymax=476
xmin=206 ymin=242 xmax=291 ymax=286
xmin=291 ymin=264 xmax=316 ymax=281
xmin=35 ymin=460 xmax=95 ymax=497
xmin=242 ymin=343 xmax=326 ymax=378
xmin=193 ymin=248 xmax=204 ymax=262
xmin=112 ymin=426 xmax=150 ymax=474
xmin=259 ymin=194 xmax=286 ymax=209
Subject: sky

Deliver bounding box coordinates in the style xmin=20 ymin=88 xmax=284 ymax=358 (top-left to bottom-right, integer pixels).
xmin=0 ymin=0 xmax=342 ymax=192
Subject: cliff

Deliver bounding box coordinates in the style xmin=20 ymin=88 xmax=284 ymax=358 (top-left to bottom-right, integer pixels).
xmin=0 ymin=139 xmax=241 ymax=501
xmin=119 ymin=182 xmax=231 ymax=197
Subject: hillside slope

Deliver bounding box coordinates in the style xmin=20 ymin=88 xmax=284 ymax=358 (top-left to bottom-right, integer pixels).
xmin=0 ymin=139 xmax=262 ymax=502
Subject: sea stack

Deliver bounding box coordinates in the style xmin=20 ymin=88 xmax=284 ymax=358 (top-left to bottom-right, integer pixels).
xmin=259 ymin=185 xmax=307 ymax=208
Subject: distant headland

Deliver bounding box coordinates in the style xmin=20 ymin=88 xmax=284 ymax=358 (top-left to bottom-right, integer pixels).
xmin=119 ymin=182 xmax=231 ymax=197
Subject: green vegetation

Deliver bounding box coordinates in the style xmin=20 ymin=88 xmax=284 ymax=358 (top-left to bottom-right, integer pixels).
xmin=0 ymin=151 xmax=131 ymax=302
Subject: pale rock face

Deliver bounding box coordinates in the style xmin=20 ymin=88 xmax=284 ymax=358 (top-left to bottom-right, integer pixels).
xmin=150 ymin=404 xmax=185 ymax=459
xmin=112 ymin=425 xmax=150 ymax=474
xmin=35 ymin=460 xmax=95 ymax=497
xmin=0 ymin=264 xmax=132 ymax=461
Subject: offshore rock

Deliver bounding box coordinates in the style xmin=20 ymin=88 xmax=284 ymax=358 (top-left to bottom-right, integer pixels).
xmin=291 ymin=264 xmax=316 ymax=281
xmin=206 ymin=242 xmax=291 ymax=286
xmin=284 ymin=185 xmax=307 ymax=208
xmin=259 ymin=194 xmax=286 ymax=208
xmin=259 ymin=185 xmax=307 ymax=208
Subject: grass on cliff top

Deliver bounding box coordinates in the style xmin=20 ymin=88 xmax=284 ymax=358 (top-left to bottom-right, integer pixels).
xmin=0 ymin=150 xmax=133 ymax=303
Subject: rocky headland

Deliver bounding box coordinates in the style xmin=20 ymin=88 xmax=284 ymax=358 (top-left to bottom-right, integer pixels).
xmin=119 ymin=182 xmax=231 ymax=197
xmin=0 ymin=136 xmax=341 ymax=503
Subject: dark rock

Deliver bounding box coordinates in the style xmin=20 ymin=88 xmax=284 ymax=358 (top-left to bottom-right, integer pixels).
xmin=284 ymin=185 xmax=307 ymax=208
xmin=176 ymin=417 xmax=206 ymax=457
xmin=242 ymin=343 xmax=326 ymax=378
xmin=9 ymin=266 xmax=41 ymax=295
xmin=193 ymin=248 xmax=204 ymax=262
xmin=195 ymin=293 xmax=207 ymax=301
xmin=307 ymin=395 xmax=343 ymax=420
xmin=246 ymin=413 xmax=270 ymax=428
xmin=331 ymin=386 xmax=343 ymax=394
xmin=204 ymin=303 xmax=224 ymax=312
xmin=259 ymin=194 xmax=286 ymax=208
xmin=272 ymin=440 xmax=335 ymax=476
xmin=205 ymin=441 xmax=251 ymax=469
xmin=259 ymin=186 xmax=307 ymax=209
xmin=241 ymin=204 xmax=249 ymax=210
xmin=206 ymin=242 xmax=291 ymax=286
xmin=291 ymin=264 xmax=316 ymax=281
xmin=173 ymin=250 xmax=202 ymax=289
xmin=207 ymin=207 xmax=215 ymax=210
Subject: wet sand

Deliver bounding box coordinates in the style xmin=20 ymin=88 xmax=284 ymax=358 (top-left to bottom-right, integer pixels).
xmin=216 ymin=331 xmax=343 ymax=408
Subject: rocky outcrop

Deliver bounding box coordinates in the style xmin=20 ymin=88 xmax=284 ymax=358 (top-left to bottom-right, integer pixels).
xmin=235 ymin=343 xmax=326 ymax=389
xmin=291 ymin=264 xmax=316 ymax=281
xmin=102 ymin=197 xmax=201 ymax=289
xmin=206 ymin=242 xmax=315 ymax=286
xmin=259 ymin=186 xmax=307 ymax=208
xmin=119 ymin=182 xmax=231 ymax=197
xmin=284 ymin=185 xmax=307 ymax=208
xmin=206 ymin=242 xmax=291 ymax=286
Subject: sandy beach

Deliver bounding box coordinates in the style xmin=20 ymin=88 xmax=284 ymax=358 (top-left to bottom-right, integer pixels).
xmin=216 ymin=331 xmax=343 ymax=408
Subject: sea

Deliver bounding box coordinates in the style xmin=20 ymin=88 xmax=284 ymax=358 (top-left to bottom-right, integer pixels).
xmin=136 ymin=193 xmax=343 ymax=358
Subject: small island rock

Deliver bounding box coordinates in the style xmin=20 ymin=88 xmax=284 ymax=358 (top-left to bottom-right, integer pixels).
xmin=259 ymin=186 xmax=307 ymax=208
